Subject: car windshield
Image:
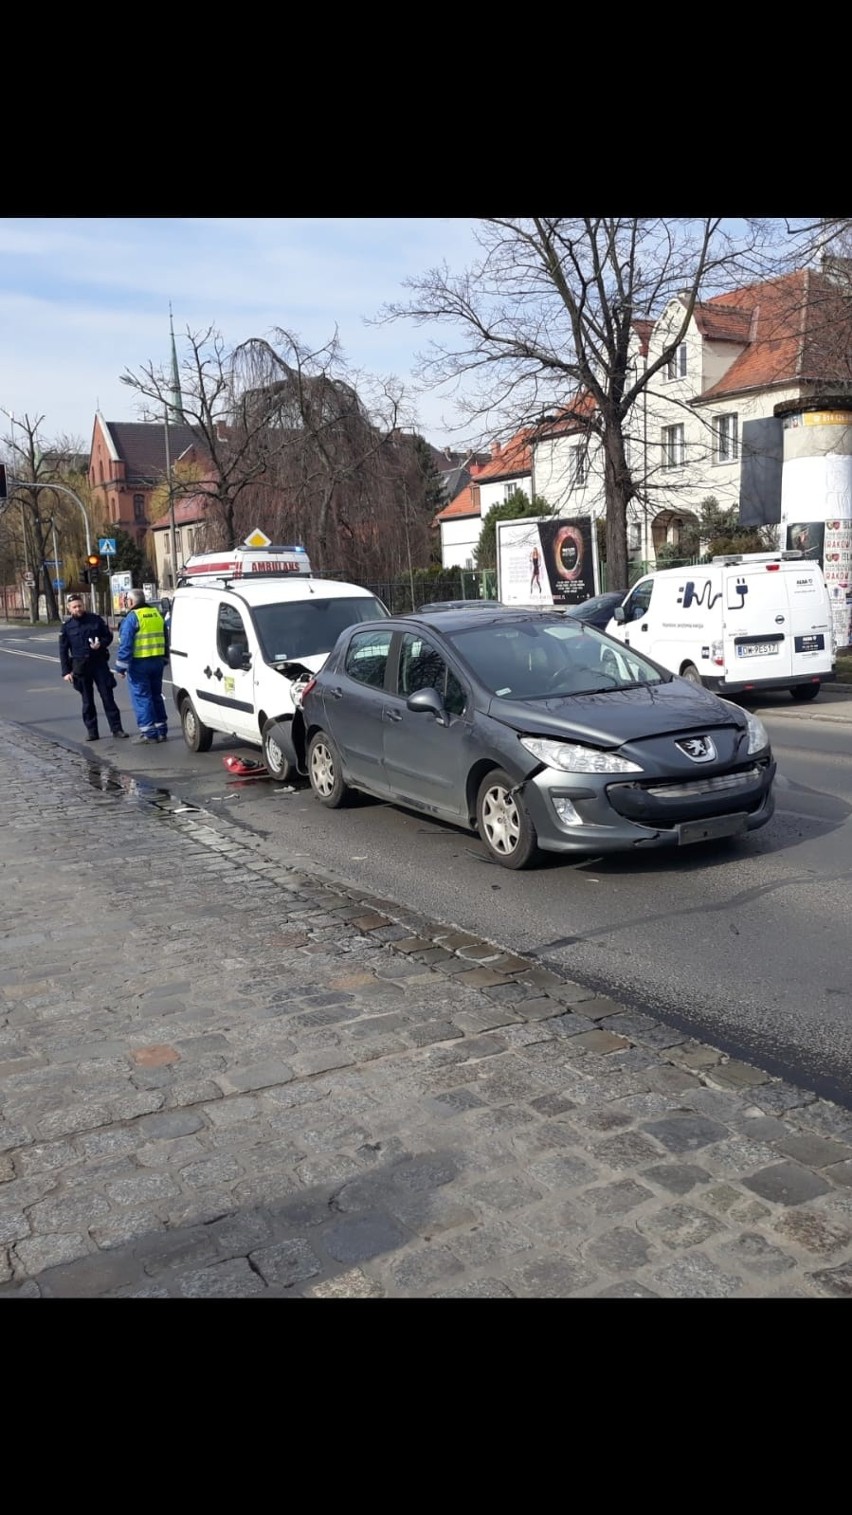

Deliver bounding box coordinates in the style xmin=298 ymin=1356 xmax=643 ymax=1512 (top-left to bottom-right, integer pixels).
xmin=446 ymin=619 xmax=667 ymax=698
xmin=253 ymin=597 xmax=388 ymax=662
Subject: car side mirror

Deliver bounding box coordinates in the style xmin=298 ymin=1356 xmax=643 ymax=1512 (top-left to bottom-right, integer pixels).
xmin=407 ymin=686 xmax=448 ymax=724
xmin=226 ymin=643 xmax=251 ymax=670
xmin=614 ymin=606 xmax=626 ymax=623
xmin=160 ymin=598 xmax=171 ymax=614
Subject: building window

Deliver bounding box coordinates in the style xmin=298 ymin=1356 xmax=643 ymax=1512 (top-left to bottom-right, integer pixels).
xmin=661 ymin=423 xmax=685 ymax=469
xmin=571 ymin=445 xmax=587 ymax=487
xmin=502 ymin=483 xmax=516 ymax=501
xmin=133 ymin=493 xmax=146 ymax=522
xmin=628 ymin=522 xmax=642 ymax=552
xmin=174 ymin=530 xmax=182 ymax=559
xmin=713 ymin=412 xmax=739 ymax=463
xmin=666 ymin=344 xmax=687 ymax=380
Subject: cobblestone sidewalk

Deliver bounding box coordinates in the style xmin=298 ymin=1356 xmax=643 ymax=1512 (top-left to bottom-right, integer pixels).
xmin=2 ymin=719 xmax=852 ymax=1299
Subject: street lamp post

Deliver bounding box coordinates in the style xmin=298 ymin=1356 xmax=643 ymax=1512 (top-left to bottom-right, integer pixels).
xmin=19 ymin=479 xmax=93 ymax=557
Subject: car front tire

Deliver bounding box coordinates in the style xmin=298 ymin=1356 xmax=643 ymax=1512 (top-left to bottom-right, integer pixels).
xmin=262 ymin=718 xmax=294 ymax=782
xmin=308 ymin=730 xmax=351 ymax=808
xmin=476 ymin=768 xmax=540 ymax=869
xmin=181 ymin=696 xmax=213 ymax=752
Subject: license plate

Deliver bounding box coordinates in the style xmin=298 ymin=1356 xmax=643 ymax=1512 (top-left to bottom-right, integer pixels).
xmin=736 ymin=642 xmax=779 ymax=658
xmin=677 ymin=813 xmax=749 ymax=845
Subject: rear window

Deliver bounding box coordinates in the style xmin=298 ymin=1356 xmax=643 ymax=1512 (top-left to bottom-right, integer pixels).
xmin=253 ymin=596 xmax=388 ymax=662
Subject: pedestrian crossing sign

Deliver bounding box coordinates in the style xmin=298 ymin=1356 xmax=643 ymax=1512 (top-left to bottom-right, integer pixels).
xmin=99 ymin=537 xmax=117 ymax=555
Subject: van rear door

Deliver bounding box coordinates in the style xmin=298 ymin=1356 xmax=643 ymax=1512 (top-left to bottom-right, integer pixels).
xmin=722 ymin=560 xmax=796 ymax=682
xmin=783 ymin=564 xmax=834 ymax=676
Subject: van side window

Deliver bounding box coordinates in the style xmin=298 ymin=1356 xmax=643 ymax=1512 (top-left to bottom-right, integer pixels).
xmin=623 ymin=581 xmax=653 ymax=623
xmin=398 ymin=632 xmax=466 ymax=716
xmin=344 ymin=629 xmax=393 ymax=689
xmin=217 ymin=603 xmax=249 ymax=661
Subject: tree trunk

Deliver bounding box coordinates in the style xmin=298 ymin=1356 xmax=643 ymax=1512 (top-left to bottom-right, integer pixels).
xmin=602 ymin=425 xmax=632 ymax=593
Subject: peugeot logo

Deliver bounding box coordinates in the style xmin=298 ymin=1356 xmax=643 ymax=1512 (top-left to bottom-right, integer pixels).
xmin=676 ymin=735 xmax=716 ymax=763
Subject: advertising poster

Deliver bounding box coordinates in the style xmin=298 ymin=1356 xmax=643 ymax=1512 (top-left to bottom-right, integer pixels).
xmin=786 ymin=521 xmax=826 ymax=565
xmin=497 ymin=516 xmax=598 ymax=607
xmin=110 ymin=571 xmax=132 ymax=615
xmin=823 ymin=518 xmax=852 ymax=650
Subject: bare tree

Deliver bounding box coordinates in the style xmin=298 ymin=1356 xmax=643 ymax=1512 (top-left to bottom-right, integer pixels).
xmin=120 ymin=324 xmax=425 ymax=570
xmin=378 ymin=217 xmax=787 ymax=589
xmin=0 ymin=413 xmax=98 ymax=621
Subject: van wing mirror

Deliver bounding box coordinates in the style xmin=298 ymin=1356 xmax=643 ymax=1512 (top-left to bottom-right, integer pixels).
xmin=225 ymin=642 xmax=251 ymax=670
xmin=614 ymin=606 xmax=626 ymax=623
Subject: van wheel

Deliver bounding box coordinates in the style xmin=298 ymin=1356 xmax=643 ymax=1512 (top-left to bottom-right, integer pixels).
xmin=308 ymin=731 xmax=351 ymax=808
xmin=262 ymin=719 xmax=294 ymax=783
xmin=790 ymin=683 xmax=820 ymax=702
xmin=181 ymin=696 xmax=213 ymax=752
xmin=680 ymin=663 xmax=703 ymax=687
xmin=476 ymin=769 xmax=540 ymax=870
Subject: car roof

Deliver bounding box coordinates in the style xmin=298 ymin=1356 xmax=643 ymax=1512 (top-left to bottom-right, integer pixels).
xmin=343 ymin=606 xmax=573 ymax=636
xmin=173 ymin=577 xmax=380 ymax=606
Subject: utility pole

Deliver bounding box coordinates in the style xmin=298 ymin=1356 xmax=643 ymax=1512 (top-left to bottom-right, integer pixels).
xmin=164 ymin=404 xmax=179 ymax=587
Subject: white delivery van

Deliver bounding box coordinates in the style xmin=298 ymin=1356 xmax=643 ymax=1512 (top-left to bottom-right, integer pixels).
xmin=168 ymin=545 xmax=389 ymax=779
xmin=605 ymin=551 xmax=836 ymax=701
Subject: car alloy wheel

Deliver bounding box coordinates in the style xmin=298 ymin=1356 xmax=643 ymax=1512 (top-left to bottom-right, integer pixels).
xmin=476 ymin=768 xmax=539 ymax=869
xmin=308 ymin=731 xmax=350 ymax=808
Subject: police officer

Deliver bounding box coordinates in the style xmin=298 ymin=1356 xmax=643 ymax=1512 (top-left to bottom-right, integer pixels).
xmin=59 ymin=592 xmax=129 ymax=742
xmin=115 ymin=587 xmax=170 ymax=744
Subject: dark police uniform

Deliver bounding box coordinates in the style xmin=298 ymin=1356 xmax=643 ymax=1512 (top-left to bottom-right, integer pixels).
xmin=58 ymin=609 xmax=126 ymax=740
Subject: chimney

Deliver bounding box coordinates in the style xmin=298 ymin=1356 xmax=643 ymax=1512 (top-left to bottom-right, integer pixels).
xmin=491 ymin=440 xmax=501 ymax=459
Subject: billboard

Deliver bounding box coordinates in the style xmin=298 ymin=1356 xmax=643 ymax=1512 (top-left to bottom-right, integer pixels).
xmin=497 ymin=515 xmax=598 ymax=607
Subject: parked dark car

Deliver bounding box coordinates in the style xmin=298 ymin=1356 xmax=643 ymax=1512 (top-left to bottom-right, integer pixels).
xmin=296 ymin=606 xmax=776 ymax=870
xmin=563 ymin=591 xmax=626 ymax=630
xmin=415 ymin=599 xmax=502 ymax=612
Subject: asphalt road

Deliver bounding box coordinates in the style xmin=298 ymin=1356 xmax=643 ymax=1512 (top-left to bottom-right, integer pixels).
xmin=3 ymin=621 xmax=852 ymax=1108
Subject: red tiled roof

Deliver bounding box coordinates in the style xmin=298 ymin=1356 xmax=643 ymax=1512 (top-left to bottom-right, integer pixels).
xmin=469 ymin=429 xmax=533 ymax=483
xmin=632 ymin=318 xmax=653 ymax=356
xmin=697 ymin=269 xmax=852 ymax=402
xmin=149 ymin=493 xmax=210 ymax=530
xmin=434 ymin=481 xmax=481 ymax=525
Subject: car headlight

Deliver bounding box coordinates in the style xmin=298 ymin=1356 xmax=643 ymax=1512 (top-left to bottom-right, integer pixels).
xmin=720 ymin=700 xmax=770 ymax=756
xmin=520 ymin=736 xmax=642 ymax=774
xmin=744 ymin=710 xmax=770 ymax=755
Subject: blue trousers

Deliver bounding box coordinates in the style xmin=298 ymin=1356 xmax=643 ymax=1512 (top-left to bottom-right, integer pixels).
xmin=126 ymin=658 xmax=168 ymax=738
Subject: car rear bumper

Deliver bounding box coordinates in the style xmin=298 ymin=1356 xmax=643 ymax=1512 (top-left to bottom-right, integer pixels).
xmin=704 ymin=670 xmax=836 ymax=695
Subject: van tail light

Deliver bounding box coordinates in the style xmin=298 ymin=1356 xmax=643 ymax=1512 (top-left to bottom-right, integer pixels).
xmin=711 ymin=639 xmax=724 ymax=667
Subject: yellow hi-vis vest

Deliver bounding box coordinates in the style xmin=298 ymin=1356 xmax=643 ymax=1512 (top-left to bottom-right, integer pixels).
xmin=131 ymin=605 xmax=166 ymax=659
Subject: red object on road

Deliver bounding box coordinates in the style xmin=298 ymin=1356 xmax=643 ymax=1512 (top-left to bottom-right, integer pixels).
xmin=223 ymin=755 xmax=268 ymax=776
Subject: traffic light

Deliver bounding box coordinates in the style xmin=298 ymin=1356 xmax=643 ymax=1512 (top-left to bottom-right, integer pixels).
xmin=86 ymin=553 xmax=100 ymax=569
xmin=84 ymin=553 xmax=101 ymax=585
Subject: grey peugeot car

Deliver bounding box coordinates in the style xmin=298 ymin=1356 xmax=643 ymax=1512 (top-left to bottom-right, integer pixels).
xmin=295 ymin=606 xmax=776 ymax=870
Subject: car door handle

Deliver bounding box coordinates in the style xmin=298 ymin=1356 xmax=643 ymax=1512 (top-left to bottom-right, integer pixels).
xmin=383 ymin=708 xmax=403 ymax=722
xmin=328 ymin=686 xmax=344 ymax=700
xmin=640 ymin=622 xmax=648 ymax=632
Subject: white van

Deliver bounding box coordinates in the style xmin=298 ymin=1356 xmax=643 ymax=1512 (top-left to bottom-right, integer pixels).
xmin=168 ymin=546 xmax=388 ymax=779
xmin=605 ymin=551 xmax=836 ymax=702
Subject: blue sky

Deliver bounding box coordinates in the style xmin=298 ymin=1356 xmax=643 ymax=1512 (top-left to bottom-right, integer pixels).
xmin=0 ymin=217 xmax=485 ymax=453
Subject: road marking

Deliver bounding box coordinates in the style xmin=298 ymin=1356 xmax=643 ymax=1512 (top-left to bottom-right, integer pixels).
xmin=0 ymin=646 xmax=175 ymax=685
xmin=0 ymin=648 xmax=57 ymax=663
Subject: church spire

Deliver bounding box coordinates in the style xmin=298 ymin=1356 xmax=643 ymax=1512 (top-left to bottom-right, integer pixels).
xmin=168 ymin=303 xmax=185 ymax=424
